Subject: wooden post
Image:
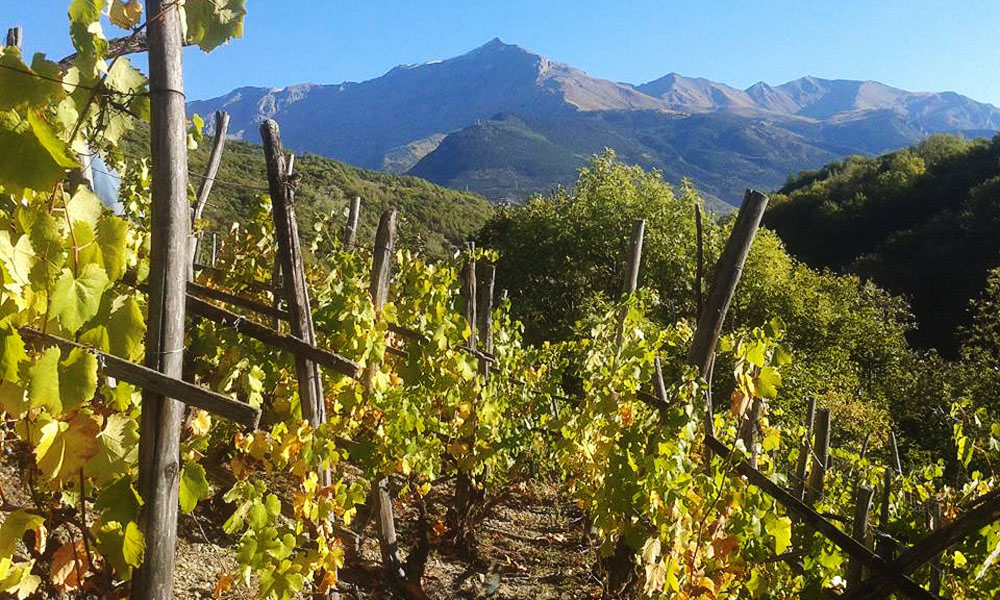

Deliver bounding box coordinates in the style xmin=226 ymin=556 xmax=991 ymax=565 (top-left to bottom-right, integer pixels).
xmin=623 ymin=219 xmax=645 ymax=296
xmin=5 ymin=26 xmax=21 ymax=48
xmin=695 ymin=201 xmax=704 ymax=318
xmin=889 ymin=430 xmax=903 ymax=474
xmin=189 ymin=110 xmax=229 ymax=272
xmin=367 ymin=211 xmax=405 ymax=580
xmin=132 ymin=2 xmax=189 ymax=599
xmin=928 ymin=502 xmax=942 ymax=596
xmin=806 ymin=408 xmax=831 ymax=505
xmin=344 ymin=196 xmax=361 ymax=249
xmin=271 ymin=262 xmax=282 ymax=331
xmin=614 ymin=219 xmax=645 ymax=360
xmin=653 ymin=356 xmax=667 ymax=403
xmin=844 ymin=490 xmax=1000 ymax=600
xmin=687 ymin=190 xmax=768 ymax=444
xmin=452 ymin=249 xmax=478 ymax=541
xmin=848 ymin=486 xmax=875 ymax=591
xmin=793 ymin=398 xmax=817 ymax=500
xmin=741 ymin=397 xmax=762 ymax=468
xmin=875 ymin=468 xmax=896 ymax=561
xmin=260 ymin=119 xmax=324 ymax=428
xmin=477 ymin=264 xmax=495 ymax=378
xmin=704 ymin=435 xmax=936 ymax=600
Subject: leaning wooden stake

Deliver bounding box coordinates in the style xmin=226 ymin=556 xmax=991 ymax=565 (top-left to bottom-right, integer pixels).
xmin=344 ymin=196 xmax=361 ymax=249
xmin=694 ymin=201 xmax=704 ymax=318
xmin=261 ymin=119 xmax=324 ymax=428
xmin=806 ymin=408 xmax=831 ymax=505
xmin=842 ymin=489 xmax=1000 ymax=600
xmin=132 ymin=2 xmax=189 ymax=598
xmin=847 ymin=486 xmax=875 ymax=591
xmin=687 ymin=190 xmax=768 ymax=447
xmin=477 ymin=264 xmax=496 ymax=377
xmin=189 ymin=110 xmax=230 ymax=272
xmin=704 ymin=436 xmax=936 ymax=600
xmin=793 ymin=398 xmax=817 ymax=500
xmin=368 ymin=211 xmax=406 ymax=580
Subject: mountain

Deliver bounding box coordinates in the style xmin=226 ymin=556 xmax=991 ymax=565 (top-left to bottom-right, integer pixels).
xmin=188 ymin=39 xmax=1000 ymax=205
xmin=187 ymin=38 xmax=667 ymax=172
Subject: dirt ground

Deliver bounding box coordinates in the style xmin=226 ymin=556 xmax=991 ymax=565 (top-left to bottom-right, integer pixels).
xmin=172 ymin=479 xmax=601 ymax=600
xmin=0 ymin=444 xmax=601 ymax=600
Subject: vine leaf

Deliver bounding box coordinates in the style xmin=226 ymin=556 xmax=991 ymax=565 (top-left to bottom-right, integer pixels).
xmin=183 ymin=0 xmax=247 ymax=51
xmin=95 ymin=475 xmax=143 ymax=526
xmin=179 ymin=462 xmax=211 ymax=513
xmin=59 ymin=347 xmax=98 ymax=411
xmin=0 ymin=322 xmax=28 ymax=382
xmin=109 ymin=0 xmax=143 ymax=29
xmin=33 ymin=413 xmax=101 ymax=481
xmin=0 ymin=511 xmax=45 ymax=557
xmin=50 ymin=263 xmax=109 ymax=334
xmin=50 ymin=539 xmax=93 ymax=591
xmin=27 ymin=347 xmax=61 ymax=414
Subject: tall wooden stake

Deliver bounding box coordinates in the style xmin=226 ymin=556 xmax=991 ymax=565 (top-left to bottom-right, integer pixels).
xmin=344 ymin=196 xmax=361 ymax=249
xmin=477 ymin=265 xmax=496 ymax=377
xmin=793 ymin=398 xmax=817 ymax=500
xmin=848 ymin=486 xmax=875 ymax=591
xmin=806 ymin=408 xmax=831 ymax=505
xmin=695 ymin=201 xmax=704 ymax=318
xmin=189 ymin=110 xmax=229 ymax=272
xmin=687 ymin=190 xmax=768 ymax=447
xmin=132 ymin=2 xmax=189 ymax=599
xmin=367 ymin=211 xmax=405 ymax=580
xmin=453 ymin=249 xmax=479 ymax=542
xmin=260 ymin=120 xmax=323 ymax=428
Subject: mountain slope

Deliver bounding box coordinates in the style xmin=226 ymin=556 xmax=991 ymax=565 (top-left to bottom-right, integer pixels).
xmin=188 ymin=38 xmax=667 ymax=171
xmin=188 ymin=40 xmax=1000 ymax=205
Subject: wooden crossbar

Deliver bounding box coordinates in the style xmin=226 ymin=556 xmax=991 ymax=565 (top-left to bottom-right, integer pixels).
xmin=186 ymin=294 xmax=361 ymax=379
xmin=704 ymin=436 xmax=938 ymax=600
xmin=21 ymin=328 xmax=260 ymax=429
xmin=841 ymin=489 xmax=1000 ymax=600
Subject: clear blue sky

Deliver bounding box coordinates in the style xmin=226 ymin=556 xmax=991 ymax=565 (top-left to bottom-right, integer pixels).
xmin=6 ymin=1 xmax=1000 ymax=105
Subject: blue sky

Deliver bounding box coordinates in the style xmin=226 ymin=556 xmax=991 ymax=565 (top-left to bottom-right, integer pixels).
xmin=5 ymin=1 xmax=1000 ymax=105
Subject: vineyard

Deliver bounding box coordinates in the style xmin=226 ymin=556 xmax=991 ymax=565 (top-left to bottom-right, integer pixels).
xmin=0 ymin=2 xmax=999 ymax=600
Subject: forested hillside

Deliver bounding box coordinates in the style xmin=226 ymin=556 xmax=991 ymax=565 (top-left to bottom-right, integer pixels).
xmin=765 ymin=134 xmax=1000 ymax=351
xmin=175 ymin=131 xmax=494 ymax=258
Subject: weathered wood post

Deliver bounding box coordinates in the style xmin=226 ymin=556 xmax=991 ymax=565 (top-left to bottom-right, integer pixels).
xmin=793 ymin=398 xmax=817 ymax=500
xmin=189 ymin=110 xmax=229 ymax=273
xmin=889 ymin=430 xmax=903 ymax=474
xmin=344 ymin=196 xmax=361 ymax=249
xmin=928 ymin=502 xmax=943 ymax=595
xmin=875 ymin=468 xmax=896 ymax=560
xmin=687 ymin=190 xmax=768 ymax=451
xmin=453 ymin=247 xmax=479 ymax=542
xmin=367 ymin=211 xmax=405 ymax=580
xmin=806 ymin=408 xmax=831 ymax=505
xmin=614 ymin=219 xmax=645 ymax=356
xmin=477 ymin=264 xmax=496 ymax=377
xmin=847 ymin=486 xmax=875 ymax=591
xmin=260 ymin=119 xmax=324 ymax=428
xmin=695 ymin=201 xmax=704 ymax=317
xmin=132 ymin=2 xmax=190 ymax=599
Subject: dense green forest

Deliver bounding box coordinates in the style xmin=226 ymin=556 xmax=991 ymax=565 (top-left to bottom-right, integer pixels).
xmin=477 ymin=150 xmax=1000 ymax=468
xmin=765 ymin=134 xmax=1000 ymax=352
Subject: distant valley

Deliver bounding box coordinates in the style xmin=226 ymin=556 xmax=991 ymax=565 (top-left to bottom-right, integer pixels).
xmin=187 ymin=38 xmax=1000 ymax=206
